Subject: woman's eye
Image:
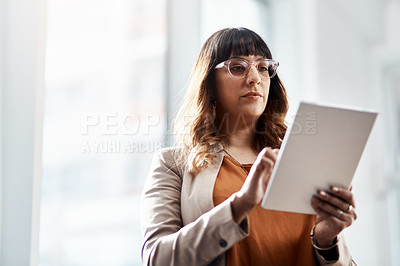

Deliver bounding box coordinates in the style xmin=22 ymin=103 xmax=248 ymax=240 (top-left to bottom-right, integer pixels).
xmin=230 ymin=65 xmax=246 ymax=72
xmin=258 ymin=66 xmax=269 ymax=72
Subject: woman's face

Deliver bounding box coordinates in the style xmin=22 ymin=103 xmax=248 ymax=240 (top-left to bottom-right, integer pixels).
xmin=214 ymin=54 xmax=270 ymax=123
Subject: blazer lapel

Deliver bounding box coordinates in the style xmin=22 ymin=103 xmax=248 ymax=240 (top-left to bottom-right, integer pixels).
xmin=180 ymin=144 xmax=225 ymax=225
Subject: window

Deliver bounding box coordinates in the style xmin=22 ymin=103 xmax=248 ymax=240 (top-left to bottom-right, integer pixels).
xmin=40 ymin=0 xmax=167 ymax=265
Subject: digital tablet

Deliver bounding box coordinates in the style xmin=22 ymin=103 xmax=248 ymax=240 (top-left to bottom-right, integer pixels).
xmin=261 ymin=101 xmax=378 ymax=214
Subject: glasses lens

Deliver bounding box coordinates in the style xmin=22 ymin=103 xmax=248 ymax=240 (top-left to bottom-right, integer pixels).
xmin=228 ymin=60 xmax=248 ymax=77
xmin=258 ymin=60 xmax=278 ymax=78
xmin=257 ymin=61 xmax=270 ymax=78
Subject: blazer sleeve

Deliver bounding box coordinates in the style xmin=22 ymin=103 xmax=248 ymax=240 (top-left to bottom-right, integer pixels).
xmin=140 ymin=148 xmax=250 ymax=266
xmin=315 ymin=234 xmax=357 ymax=265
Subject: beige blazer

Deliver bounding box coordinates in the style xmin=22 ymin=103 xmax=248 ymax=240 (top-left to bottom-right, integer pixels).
xmin=141 ymin=144 xmax=354 ymax=266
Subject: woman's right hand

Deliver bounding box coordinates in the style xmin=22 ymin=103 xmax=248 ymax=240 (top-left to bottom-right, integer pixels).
xmin=231 ymin=147 xmax=279 ymax=223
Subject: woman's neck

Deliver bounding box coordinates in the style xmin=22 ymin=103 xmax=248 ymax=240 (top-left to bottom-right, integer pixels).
xmin=227 ymin=128 xmax=256 ymax=149
xmin=223 ymin=125 xmax=260 ymax=163
xmin=217 ymin=113 xmax=259 ymax=150
xmin=223 ymin=128 xmax=259 ymax=164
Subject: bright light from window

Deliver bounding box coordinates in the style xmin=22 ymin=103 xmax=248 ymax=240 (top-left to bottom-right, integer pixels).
xmin=40 ymin=0 xmax=167 ymax=265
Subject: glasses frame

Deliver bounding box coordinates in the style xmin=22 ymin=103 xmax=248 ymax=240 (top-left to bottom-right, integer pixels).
xmin=214 ymin=58 xmax=279 ymax=79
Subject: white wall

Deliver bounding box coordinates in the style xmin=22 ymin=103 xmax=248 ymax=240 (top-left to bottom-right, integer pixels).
xmin=0 ymin=0 xmax=46 ymax=264
xmin=317 ymin=1 xmax=400 ymax=265
xmin=271 ymin=0 xmax=400 ymax=265
xmin=372 ymin=2 xmax=400 ymax=265
xmin=316 ymin=2 xmax=378 ymax=264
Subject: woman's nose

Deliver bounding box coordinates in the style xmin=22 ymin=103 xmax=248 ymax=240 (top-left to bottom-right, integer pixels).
xmin=246 ymin=65 xmax=261 ymax=85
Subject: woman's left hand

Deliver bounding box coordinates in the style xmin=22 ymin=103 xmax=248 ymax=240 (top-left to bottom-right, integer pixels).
xmin=311 ymin=186 xmax=357 ymax=247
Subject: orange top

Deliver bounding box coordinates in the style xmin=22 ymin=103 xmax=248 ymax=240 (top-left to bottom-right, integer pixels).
xmin=213 ymin=156 xmax=316 ymax=266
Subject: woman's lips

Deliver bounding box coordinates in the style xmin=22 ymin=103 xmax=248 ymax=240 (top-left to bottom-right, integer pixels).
xmin=242 ymin=95 xmax=262 ymax=100
xmin=242 ymin=92 xmax=262 ymax=100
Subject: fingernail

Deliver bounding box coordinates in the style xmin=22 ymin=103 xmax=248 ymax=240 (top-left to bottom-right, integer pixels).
xmin=319 ymin=190 xmax=326 ymax=196
xmin=332 ymin=186 xmax=339 ymax=192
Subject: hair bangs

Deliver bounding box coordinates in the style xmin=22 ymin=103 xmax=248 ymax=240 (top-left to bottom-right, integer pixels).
xmin=213 ymin=28 xmax=272 ymax=66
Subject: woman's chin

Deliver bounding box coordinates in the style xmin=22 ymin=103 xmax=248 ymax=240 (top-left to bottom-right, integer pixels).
xmin=241 ymin=106 xmax=265 ymax=118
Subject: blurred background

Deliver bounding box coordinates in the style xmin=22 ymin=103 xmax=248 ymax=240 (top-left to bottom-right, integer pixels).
xmin=1 ymin=0 xmax=399 ymax=265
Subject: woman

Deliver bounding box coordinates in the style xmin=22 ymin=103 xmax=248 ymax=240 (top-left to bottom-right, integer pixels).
xmin=141 ymin=27 xmax=357 ymax=266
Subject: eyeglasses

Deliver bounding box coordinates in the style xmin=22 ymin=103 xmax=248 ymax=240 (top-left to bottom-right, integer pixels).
xmin=214 ymin=58 xmax=279 ymax=79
